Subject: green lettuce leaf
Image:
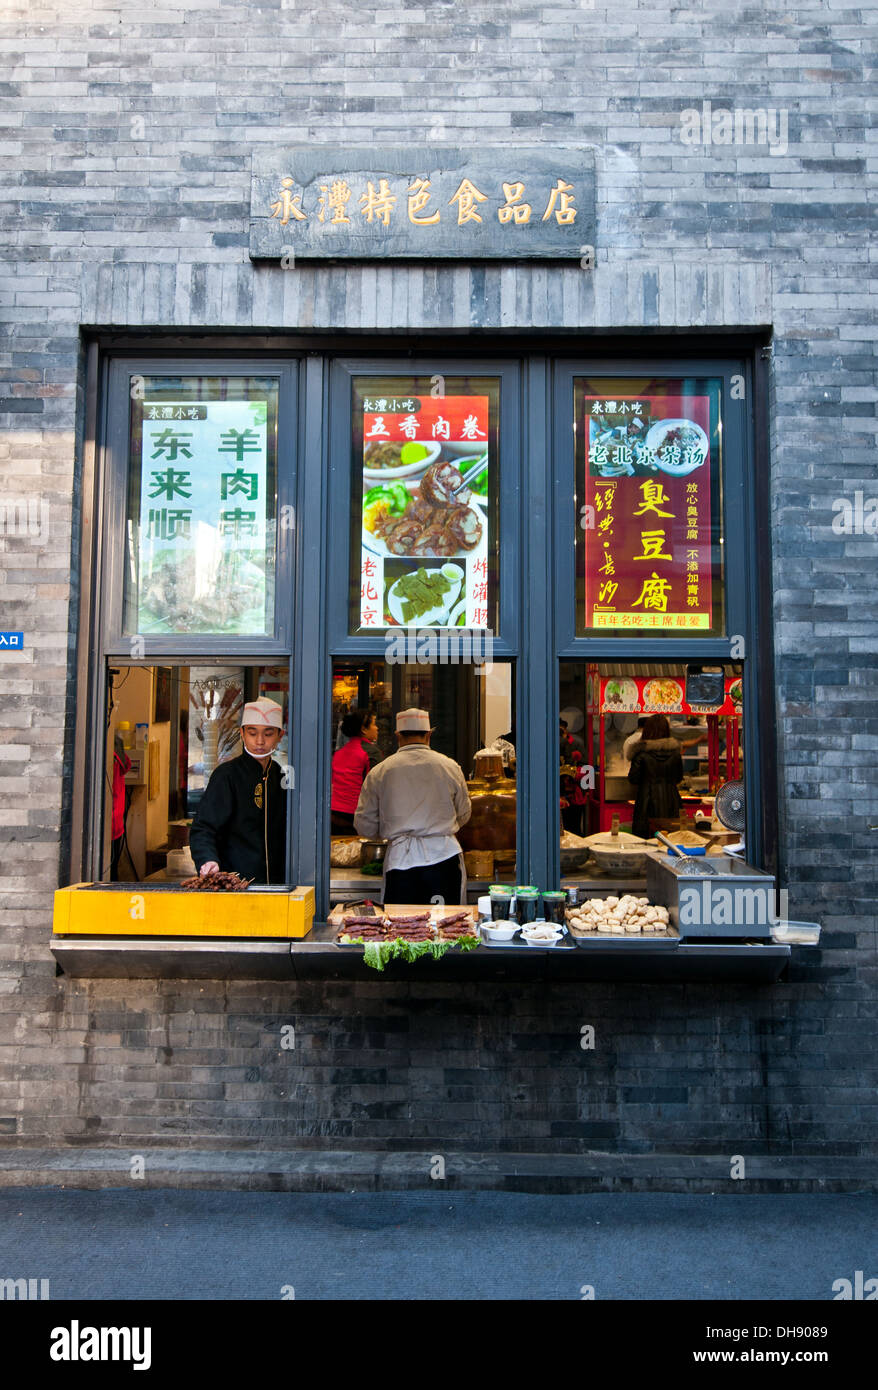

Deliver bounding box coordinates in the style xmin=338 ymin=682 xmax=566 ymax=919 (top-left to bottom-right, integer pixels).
xmin=349 ymin=932 xmax=481 ymax=971
xmin=363 ymin=940 xmax=394 ymax=971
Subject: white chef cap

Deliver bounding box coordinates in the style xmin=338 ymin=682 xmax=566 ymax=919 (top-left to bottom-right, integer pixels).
xmin=396 ymin=707 xmax=432 ymax=732
xmin=241 ymin=697 xmax=283 ymax=729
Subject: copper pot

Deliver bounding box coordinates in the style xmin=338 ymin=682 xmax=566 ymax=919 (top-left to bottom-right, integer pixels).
xmin=457 ymin=756 xmax=516 ymax=853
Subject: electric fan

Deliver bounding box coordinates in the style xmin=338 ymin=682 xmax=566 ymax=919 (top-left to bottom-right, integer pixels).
xmin=714 ymin=779 xmax=745 ymax=855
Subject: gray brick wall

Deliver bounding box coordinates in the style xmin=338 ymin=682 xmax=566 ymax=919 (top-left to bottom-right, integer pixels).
xmin=0 ymin=1 xmax=875 ymax=1182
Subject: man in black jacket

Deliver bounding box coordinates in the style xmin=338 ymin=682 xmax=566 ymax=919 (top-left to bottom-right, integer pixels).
xmin=189 ymin=697 xmax=287 ymax=884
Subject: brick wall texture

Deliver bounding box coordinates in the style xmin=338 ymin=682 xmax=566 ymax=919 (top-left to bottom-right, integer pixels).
xmin=0 ymin=0 xmax=876 ymax=1185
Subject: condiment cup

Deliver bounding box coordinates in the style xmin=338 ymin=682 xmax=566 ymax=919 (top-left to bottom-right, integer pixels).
xmin=520 ymin=922 xmax=564 ymax=947
xmin=480 ymin=921 xmax=520 ymax=942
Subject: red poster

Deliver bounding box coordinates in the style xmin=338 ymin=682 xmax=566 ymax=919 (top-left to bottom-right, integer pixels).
xmin=583 ymin=394 xmax=714 ymax=631
xmin=600 ymin=675 xmax=742 ymax=717
xmin=363 ymin=396 xmax=488 ymax=444
xmin=359 ymin=394 xmax=491 ymax=630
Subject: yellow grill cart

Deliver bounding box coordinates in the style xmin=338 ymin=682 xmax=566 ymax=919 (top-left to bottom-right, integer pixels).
xmin=53 ymin=884 xmax=314 ymax=939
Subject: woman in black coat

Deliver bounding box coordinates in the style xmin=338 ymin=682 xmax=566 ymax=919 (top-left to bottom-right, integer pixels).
xmin=627 ymin=713 xmax=683 ymax=839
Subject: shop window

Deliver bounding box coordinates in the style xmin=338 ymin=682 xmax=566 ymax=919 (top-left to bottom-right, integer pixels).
xmin=73 ymin=346 xmax=766 ymax=928
xmin=75 ymin=357 xmax=296 ymax=895
xmin=328 ymin=658 xmax=516 ymax=904
xmin=104 ymin=664 xmax=290 ymax=884
xmin=558 ymin=661 xmax=744 ymax=889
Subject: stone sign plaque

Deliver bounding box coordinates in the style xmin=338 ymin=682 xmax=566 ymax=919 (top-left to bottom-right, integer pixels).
xmin=250 ymin=146 xmax=595 ymax=261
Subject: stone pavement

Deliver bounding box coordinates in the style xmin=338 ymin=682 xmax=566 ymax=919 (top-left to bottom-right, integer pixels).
xmin=1 ymin=1188 xmax=874 ymax=1301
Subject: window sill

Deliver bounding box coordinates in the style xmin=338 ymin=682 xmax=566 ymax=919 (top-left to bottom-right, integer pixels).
xmin=51 ymin=928 xmax=791 ymax=982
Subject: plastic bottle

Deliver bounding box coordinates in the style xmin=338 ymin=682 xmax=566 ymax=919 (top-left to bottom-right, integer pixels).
xmin=135 ymin=723 xmax=148 ymax=749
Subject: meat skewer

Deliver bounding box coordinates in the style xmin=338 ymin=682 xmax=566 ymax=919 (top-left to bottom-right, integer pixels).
xmin=181 ymin=871 xmax=251 ymax=892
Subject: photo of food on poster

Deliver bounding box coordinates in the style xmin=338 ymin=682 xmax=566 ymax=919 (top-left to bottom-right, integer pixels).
xmin=358 ymin=395 xmax=491 ymax=630
xmin=600 ymin=675 xmax=742 ymax=717
xmin=582 ymin=394 xmax=716 ymax=632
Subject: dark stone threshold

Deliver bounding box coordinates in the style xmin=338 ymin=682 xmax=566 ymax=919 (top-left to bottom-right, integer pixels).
xmin=0 ymin=1146 xmax=872 ymax=1194
xmin=51 ymin=927 xmax=791 ymax=982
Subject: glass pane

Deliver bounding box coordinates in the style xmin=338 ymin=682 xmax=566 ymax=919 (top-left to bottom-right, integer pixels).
xmin=104 ymin=662 xmax=289 ymax=882
xmin=328 ymin=658 xmax=516 ymax=904
xmin=559 ymin=660 xmax=744 ymax=892
xmin=349 ymin=375 xmax=499 ymax=636
xmin=125 ymin=376 xmax=279 ymax=635
xmin=185 ymin=663 xmax=289 ymax=816
xmin=574 ymin=377 xmax=725 ymax=636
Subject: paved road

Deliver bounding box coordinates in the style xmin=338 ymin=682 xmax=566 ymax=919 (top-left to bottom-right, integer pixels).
xmin=1 ymin=1189 xmax=874 ymax=1300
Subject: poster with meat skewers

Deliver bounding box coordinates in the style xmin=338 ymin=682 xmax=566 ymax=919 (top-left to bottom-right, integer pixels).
xmin=357 ymin=395 xmax=491 ymax=631
xmin=581 ymin=392 xmax=718 ymax=633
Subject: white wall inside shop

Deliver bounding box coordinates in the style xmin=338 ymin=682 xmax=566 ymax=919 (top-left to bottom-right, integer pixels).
xmin=483 ymin=662 xmax=512 ymax=747
xmin=104 ymin=668 xmax=171 ymax=878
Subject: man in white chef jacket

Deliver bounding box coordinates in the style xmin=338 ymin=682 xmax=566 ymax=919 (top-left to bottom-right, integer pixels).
xmin=354 ymin=708 xmax=472 ymax=906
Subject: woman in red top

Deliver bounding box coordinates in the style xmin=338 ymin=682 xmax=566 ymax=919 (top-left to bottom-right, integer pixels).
xmin=110 ymin=738 xmax=131 ymax=880
xmin=331 ymin=711 xmax=381 ymax=834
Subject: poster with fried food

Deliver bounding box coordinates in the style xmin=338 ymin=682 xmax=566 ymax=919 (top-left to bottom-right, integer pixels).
xmin=357 ymin=394 xmax=490 ymax=631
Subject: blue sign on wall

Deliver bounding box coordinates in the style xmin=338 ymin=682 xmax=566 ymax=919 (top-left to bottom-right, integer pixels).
xmin=0 ymin=632 xmax=24 ymax=648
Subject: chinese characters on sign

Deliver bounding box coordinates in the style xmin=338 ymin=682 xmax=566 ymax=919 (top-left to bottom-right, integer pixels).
xmin=250 ymin=148 xmax=595 ymax=261
xmin=357 ymin=393 xmax=491 ymax=633
xmin=582 ymin=394 xmax=716 ymax=632
xmin=270 ymin=174 xmax=578 ymax=229
xmin=133 ymin=393 xmax=274 ymax=634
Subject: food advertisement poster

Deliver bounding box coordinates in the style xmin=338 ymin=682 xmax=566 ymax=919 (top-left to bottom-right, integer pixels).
xmin=600 ymin=675 xmax=742 ymax=717
xmin=134 ymin=397 xmax=274 ymax=634
xmin=357 ymin=394 xmax=491 ymax=630
xmin=582 ymin=393 xmax=715 ymax=631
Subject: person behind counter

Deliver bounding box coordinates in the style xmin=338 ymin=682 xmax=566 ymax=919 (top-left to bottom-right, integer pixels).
xmin=110 ymin=733 xmax=131 ymax=881
xmin=189 ymin=697 xmax=287 ymax=884
xmin=560 ymin=718 xmax=587 ymax=836
xmin=359 ymin=710 xmax=383 ymax=770
xmin=331 ymin=710 xmax=382 ymax=835
xmin=627 ymin=713 xmax=684 ymax=839
xmin=353 ymin=707 xmax=471 ymax=906
xmin=623 ymin=715 xmax=704 ymax=763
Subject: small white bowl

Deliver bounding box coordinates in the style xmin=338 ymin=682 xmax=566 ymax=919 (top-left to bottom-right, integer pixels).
xmin=520 ymin=922 xmax=564 ymax=947
xmin=644 ymin=419 xmax=709 ymax=476
xmin=481 ymin=921 xmax=520 ymax=942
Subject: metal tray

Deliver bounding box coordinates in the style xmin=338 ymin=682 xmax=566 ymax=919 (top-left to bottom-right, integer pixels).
xmin=568 ymin=927 xmax=679 ymax=950
xmin=83 ymin=881 xmax=289 ymax=894
xmin=478 ymin=926 xmax=575 ymax=951
xmin=335 ymin=934 xmax=481 ymax=950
